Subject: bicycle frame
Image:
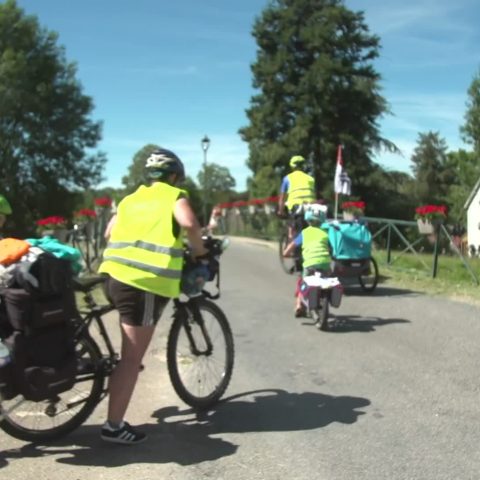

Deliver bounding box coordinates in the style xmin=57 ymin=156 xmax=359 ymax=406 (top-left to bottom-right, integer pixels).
xmin=173 ymin=297 xmax=214 ymax=356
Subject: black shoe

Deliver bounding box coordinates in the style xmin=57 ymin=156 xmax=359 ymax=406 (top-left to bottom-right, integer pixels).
xmin=294 ymin=307 xmax=306 ymax=318
xmin=101 ymin=421 xmax=147 ymax=445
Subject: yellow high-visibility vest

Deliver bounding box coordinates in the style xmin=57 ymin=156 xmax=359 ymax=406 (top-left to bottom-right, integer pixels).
xmin=98 ymin=182 xmax=186 ymax=298
xmin=285 ymin=171 xmax=315 ymax=210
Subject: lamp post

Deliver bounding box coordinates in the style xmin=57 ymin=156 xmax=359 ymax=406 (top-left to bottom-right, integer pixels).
xmin=201 ymin=135 xmax=210 ymax=226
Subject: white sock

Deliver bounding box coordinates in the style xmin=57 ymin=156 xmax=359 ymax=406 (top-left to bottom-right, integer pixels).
xmin=104 ymin=420 xmax=124 ymax=431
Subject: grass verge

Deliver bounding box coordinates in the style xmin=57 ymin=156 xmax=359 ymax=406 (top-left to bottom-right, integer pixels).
xmin=374 ymin=249 xmax=480 ymax=306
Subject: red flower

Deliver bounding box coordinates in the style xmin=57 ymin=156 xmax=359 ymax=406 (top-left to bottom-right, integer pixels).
xmin=36 ymin=216 xmax=67 ymax=229
xmin=75 ymin=208 xmax=97 ymax=218
xmin=415 ymin=204 xmax=447 ymax=221
xmin=341 ymin=201 xmax=366 ymax=213
xmin=94 ymin=197 xmax=112 ymax=207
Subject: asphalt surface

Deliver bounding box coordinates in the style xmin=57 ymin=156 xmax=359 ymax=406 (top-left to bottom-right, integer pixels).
xmin=1 ymin=237 xmax=480 ymax=479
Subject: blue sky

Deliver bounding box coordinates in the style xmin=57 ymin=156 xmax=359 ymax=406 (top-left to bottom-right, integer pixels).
xmin=15 ymin=0 xmax=480 ymax=191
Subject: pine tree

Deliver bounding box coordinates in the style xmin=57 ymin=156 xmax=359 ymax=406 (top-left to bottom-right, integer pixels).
xmin=239 ymin=0 xmax=396 ymax=201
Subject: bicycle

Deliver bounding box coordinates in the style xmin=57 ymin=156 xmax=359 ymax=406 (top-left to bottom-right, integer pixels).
xmin=299 ymin=269 xmax=343 ymax=331
xmin=0 ymin=237 xmax=234 ymax=442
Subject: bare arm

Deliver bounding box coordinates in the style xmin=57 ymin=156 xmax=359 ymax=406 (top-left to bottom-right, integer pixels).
xmin=174 ymin=197 xmax=208 ymax=257
xmin=104 ymin=214 xmax=117 ymax=241
xmin=283 ymin=239 xmax=296 ymax=257
xmin=278 ymin=192 xmax=286 ymax=215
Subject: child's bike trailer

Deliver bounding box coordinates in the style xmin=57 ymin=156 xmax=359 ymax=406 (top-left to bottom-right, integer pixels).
xmin=324 ymin=221 xmax=379 ymax=292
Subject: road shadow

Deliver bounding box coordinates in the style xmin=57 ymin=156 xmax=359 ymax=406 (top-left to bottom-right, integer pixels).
xmin=0 ymin=421 xmax=236 ymax=469
xmin=152 ymin=389 xmax=370 ymax=434
xmin=0 ymin=389 xmax=370 ymax=469
xmin=343 ymin=284 xmax=419 ymax=297
xmin=301 ymin=314 xmax=410 ymax=333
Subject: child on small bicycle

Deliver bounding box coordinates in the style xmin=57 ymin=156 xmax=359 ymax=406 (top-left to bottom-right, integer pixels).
xmin=283 ymin=203 xmax=330 ymax=317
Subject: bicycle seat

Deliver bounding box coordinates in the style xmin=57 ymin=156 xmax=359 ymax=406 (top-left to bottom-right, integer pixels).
xmin=73 ymin=275 xmax=107 ymax=293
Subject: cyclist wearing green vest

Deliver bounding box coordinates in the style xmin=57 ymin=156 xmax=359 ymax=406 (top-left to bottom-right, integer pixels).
xmin=277 ymin=155 xmax=316 ymax=216
xmin=283 ymin=204 xmax=330 ymax=317
xmin=0 ymin=194 xmax=12 ymax=237
xmin=98 ymin=148 xmax=207 ymax=445
xmin=277 ymin=155 xmax=316 ymax=243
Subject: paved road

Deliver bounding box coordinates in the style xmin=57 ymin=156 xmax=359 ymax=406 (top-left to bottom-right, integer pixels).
xmin=1 ymin=237 xmax=480 ymax=480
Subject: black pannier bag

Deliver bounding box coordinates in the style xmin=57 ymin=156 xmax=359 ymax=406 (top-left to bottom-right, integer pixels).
xmin=0 ymin=253 xmax=79 ymax=402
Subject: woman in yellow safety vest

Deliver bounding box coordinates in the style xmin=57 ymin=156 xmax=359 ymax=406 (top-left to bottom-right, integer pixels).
xmin=98 ymin=148 xmax=207 ymax=445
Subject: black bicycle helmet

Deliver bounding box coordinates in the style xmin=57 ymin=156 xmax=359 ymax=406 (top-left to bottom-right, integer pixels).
xmin=145 ymin=148 xmax=185 ymax=181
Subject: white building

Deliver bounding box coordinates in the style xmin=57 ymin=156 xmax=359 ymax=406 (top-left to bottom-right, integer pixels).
xmin=464 ymin=177 xmax=480 ymax=254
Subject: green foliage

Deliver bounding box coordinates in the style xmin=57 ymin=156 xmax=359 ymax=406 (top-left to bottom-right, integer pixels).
xmin=182 ymin=176 xmax=202 ymax=219
xmin=410 ymin=131 xmax=451 ymax=206
xmin=0 ymin=0 xmax=106 ymax=235
xmin=461 ymin=69 xmax=480 ymax=154
xmin=240 ymin=0 xmax=397 ymax=202
xmin=444 ymin=149 xmax=480 ymax=222
xmin=197 ymin=162 xmax=237 ymax=224
xmin=197 ymin=162 xmax=236 ymax=199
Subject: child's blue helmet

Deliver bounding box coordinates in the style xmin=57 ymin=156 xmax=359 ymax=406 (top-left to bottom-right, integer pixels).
xmin=304 ymin=204 xmax=327 ymax=224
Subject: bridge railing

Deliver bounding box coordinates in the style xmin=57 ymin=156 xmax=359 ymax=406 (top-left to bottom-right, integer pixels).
xmin=212 ymin=206 xmax=479 ymax=285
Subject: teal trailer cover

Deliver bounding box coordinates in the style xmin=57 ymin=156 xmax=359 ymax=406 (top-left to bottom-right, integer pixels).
xmin=327 ymin=222 xmax=372 ymax=260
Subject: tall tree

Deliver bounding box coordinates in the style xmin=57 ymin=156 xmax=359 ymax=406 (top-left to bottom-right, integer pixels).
xmin=197 ymin=162 xmax=236 ymax=224
xmin=410 ymin=131 xmax=450 ymax=206
xmin=0 ymin=0 xmax=106 ymax=235
xmin=239 ymin=0 xmax=396 ymax=201
xmin=461 ymin=69 xmax=480 ymax=155
xmin=444 ymin=149 xmax=480 ymax=222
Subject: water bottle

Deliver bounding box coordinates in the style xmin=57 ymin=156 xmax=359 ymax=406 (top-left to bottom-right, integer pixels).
xmin=0 ymin=340 xmax=11 ymax=367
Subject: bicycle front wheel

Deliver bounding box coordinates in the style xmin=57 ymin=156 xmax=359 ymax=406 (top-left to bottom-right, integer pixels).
xmin=0 ymin=334 xmax=105 ymax=442
xmin=167 ymin=298 xmax=234 ymax=409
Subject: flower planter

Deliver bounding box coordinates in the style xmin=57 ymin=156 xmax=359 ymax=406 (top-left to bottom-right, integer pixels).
xmin=264 ymin=204 xmax=275 ymax=215
xmin=77 ymin=220 xmax=95 ymax=239
xmin=417 ymin=219 xmax=442 ymax=235
xmin=343 ymin=211 xmax=363 ymax=221
xmin=41 ymin=228 xmax=69 ymax=243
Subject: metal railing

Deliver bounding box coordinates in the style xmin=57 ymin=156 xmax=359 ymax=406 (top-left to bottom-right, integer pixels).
xmin=213 ymin=208 xmax=479 ymax=285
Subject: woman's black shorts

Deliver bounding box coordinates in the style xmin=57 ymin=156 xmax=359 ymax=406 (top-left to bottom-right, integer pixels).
xmin=105 ymin=276 xmax=170 ymax=327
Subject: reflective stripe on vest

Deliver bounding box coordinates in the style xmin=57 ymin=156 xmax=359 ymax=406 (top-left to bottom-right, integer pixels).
xmin=101 ymin=255 xmax=182 ymax=278
xmin=107 ymin=240 xmax=183 ymax=258
xmin=286 ymin=171 xmax=315 ymax=210
xmin=98 ymin=182 xmax=185 ymax=298
xmin=302 ymin=226 xmax=330 ymax=268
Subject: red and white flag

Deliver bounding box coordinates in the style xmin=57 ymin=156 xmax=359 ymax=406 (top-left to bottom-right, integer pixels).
xmin=334 ymin=145 xmax=351 ymax=195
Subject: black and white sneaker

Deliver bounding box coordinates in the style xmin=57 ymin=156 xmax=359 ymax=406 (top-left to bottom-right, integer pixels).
xmin=101 ymin=421 xmax=147 ymax=445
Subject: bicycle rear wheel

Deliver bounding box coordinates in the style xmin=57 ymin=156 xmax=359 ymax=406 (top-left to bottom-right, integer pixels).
xmin=358 ymin=256 xmax=379 ymax=293
xmin=0 ymin=334 xmax=105 ymax=442
xmin=167 ymin=298 xmax=234 ymax=409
